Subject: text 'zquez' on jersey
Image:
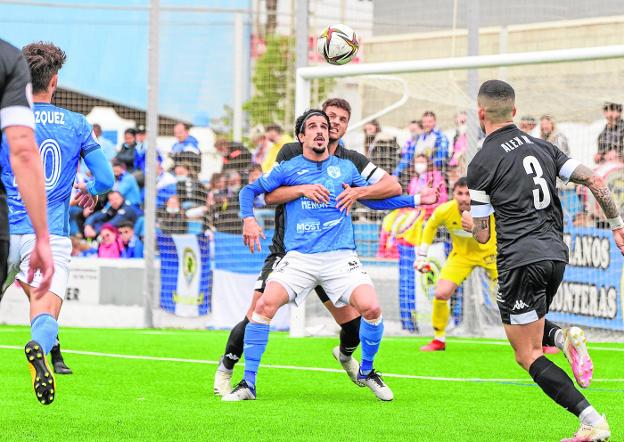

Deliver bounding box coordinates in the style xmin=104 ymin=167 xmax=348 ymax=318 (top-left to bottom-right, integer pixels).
xmin=0 ymin=103 xmax=101 ymax=236
xmin=467 ymin=124 xmax=580 ymax=271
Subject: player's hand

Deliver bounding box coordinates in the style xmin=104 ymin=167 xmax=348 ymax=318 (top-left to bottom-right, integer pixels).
xmin=414 ymin=254 xmax=431 ymax=273
xmin=419 ymin=187 xmax=439 ymax=206
xmin=613 ymin=227 xmax=624 ymax=255
xmin=300 ymin=184 xmax=330 ymax=204
xmin=29 ymin=236 xmax=54 ymax=300
xmin=84 ymin=224 xmax=97 ymax=239
xmin=336 ymin=183 xmax=365 ymax=215
xmin=461 ymin=210 xmax=474 ymax=232
xmin=242 ymin=217 xmax=265 ymax=254
xmin=72 ymin=183 xmax=98 ymax=210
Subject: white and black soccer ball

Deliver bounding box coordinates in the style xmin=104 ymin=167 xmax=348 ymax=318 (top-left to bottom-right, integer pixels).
xmin=317 ymin=24 xmax=359 ymax=65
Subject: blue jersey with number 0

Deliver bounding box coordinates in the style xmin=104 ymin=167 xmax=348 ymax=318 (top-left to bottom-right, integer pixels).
xmin=0 ymin=103 xmax=101 ymax=236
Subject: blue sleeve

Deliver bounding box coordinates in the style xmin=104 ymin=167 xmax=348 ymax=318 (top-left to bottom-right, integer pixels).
xmin=433 ymin=132 xmax=449 ymax=170
xmin=393 ymin=147 xmax=414 ymax=176
xmin=239 ymin=181 xmax=267 ymax=218
xmin=83 ymin=148 xmax=114 ymax=195
xmin=79 ymin=116 xmax=101 ymax=157
xmin=359 ymin=194 xmax=415 ymax=210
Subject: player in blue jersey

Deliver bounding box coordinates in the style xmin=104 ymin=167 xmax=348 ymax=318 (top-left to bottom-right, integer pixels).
xmin=0 ymin=42 xmax=114 ymax=405
xmin=223 ymin=110 xmax=423 ymax=402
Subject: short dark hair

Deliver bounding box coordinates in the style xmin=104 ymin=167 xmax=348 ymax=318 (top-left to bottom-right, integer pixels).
xmin=22 ymin=42 xmax=67 ymax=94
xmin=118 ymin=220 xmax=134 ymax=230
xmin=294 ymin=109 xmax=331 ymax=137
xmin=603 ymin=102 xmax=623 ymax=112
xmin=247 ymin=163 xmax=263 ymax=174
xmin=422 ymin=111 xmax=436 ymax=119
xmin=111 ymin=158 xmax=125 ymax=168
xmin=125 ymin=128 xmax=137 ymax=136
xmin=266 ymin=123 xmax=283 ymax=133
xmin=322 ymin=98 xmax=351 ymax=118
xmin=409 ymin=119 xmax=423 ymax=129
xmin=478 ymin=80 xmax=515 ymax=123
xmin=520 ymin=115 xmax=536 ymax=123
xmin=175 ymin=122 xmax=190 ymax=131
xmin=453 ymin=176 xmax=468 ymax=190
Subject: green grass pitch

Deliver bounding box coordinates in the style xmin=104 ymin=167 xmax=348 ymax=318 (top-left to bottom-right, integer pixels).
xmin=1 ymin=325 xmax=622 ymax=441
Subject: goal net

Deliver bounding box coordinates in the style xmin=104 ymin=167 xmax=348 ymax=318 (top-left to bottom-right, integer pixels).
xmin=293 ymin=46 xmax=624 ymax=338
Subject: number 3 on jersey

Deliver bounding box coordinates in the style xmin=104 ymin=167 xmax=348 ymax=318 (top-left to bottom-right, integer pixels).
xmin=523 ymin=155 xmax=551 ymax=210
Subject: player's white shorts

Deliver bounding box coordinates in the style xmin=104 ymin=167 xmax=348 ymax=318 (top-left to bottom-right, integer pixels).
xmin=5 ymin=234 xmax=72 ymax=299
xmin=266 ymin=249 xmax=374 ymax=307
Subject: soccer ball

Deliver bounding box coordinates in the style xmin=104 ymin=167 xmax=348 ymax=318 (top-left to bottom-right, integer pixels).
xmin=317 ymin=24 xmax=359 ymax=65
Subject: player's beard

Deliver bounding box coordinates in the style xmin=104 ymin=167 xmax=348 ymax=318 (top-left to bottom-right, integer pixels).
xmin=312 ymin=145 xmax=327 ymax=154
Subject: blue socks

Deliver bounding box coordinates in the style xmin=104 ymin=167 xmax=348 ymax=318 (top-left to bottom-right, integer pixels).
xmin=243 ymin=322 xmax=270 ymax=388
xmin=30 ymin=313 xmax=58 ymax=355
xmin=359 ymin=316 xmax=384 ymax=375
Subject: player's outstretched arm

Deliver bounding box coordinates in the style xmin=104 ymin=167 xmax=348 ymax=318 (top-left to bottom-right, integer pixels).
xmin=568 ymin=163 xmax=624 ymax=253
xmin=74 ymin=149 xmax=115 ymax=209
xmin=5 ymin=126 xmax=54 ymax=296
xmin=239 ymin=182 xmax=267 ymax=253
xmin=264 ymin=184 xmax=330 ymax=205
xmin=336 ymin=173 xmax=401 ymax=212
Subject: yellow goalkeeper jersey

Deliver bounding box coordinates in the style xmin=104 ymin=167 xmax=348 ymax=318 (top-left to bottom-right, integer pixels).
xmin=421 ymin=200 xmax=497 ymax=259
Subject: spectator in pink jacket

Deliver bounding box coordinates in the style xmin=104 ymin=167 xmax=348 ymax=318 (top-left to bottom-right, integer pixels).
xmin=97 ymin=224 xmax=125 ymax=258
xmin=407 ymin=154 xmax=448 ymax=219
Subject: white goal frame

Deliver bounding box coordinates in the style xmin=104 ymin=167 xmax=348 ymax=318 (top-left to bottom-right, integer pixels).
xmin=290 ymin=44 xmax=624 ymax=337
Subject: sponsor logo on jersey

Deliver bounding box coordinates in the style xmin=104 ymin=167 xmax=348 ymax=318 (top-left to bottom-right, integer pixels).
xmin=34 ymin=110 xmax=65 ymax=125
xmin=301 ymin=199 xmax=328 ymax=209
xmin=296 ymin=169 xmax=309 ymax=175
xmin=327 ymin=165 xmax=341 ymax=179
xmin=512 ymin=300 xmax=529 ymax=310
xmin=322 ymin=218 xmax=342 ymax=229
xmin=296 ymin=221 xmax=321 ymax=233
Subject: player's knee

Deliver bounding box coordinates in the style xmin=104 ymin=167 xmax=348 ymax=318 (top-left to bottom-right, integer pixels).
xmin=514 ymin=347 xmax=543 ymax=371
xmin=360 ymin=303 xmax=381 ymax=321
xmin=433 ymin=289 xmax=451 ymax=301
xmin=254 ymin=296 xmax=278 ymax=319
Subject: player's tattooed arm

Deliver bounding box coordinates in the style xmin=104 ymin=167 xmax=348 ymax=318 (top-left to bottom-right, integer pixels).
xmin=469 ymin=214 xmax=491 ymax=244
xmin=569 ymin=164 xmax=620 ymax=220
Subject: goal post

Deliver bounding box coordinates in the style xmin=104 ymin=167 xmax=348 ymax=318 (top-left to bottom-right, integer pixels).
xmin=290 ymin=45 xmax=624 ymax=338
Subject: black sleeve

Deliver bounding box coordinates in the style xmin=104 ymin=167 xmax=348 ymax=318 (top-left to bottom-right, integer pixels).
xmin=276 ymin=142 xmax=301 ymax=163
xmin=0 ymin=43 xmax=34 ymax=130
xmin=342 ymin=149 xmax=387 ymax=184
xmin=467 ymin=154 xmax=495 ymax=217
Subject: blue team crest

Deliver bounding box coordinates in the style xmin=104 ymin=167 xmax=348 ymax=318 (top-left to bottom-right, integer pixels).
xmin=327 ymin=165 xmax=341 ymax=179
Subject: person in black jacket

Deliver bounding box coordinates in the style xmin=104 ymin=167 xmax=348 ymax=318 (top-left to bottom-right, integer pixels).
xmin=115 ymin=128 xmax=137 ymax=172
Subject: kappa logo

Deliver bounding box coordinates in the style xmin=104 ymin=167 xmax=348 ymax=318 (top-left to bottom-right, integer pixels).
xmin=512 ymin=300 xmax=529 ymax=311
xmin=327 ymin=165 xmax=341 ymax=179
xmin=347 ymin=260 xmax=360 ymax=272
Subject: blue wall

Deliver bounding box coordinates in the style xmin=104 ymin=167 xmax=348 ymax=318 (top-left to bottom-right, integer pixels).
xmin=1 ymin=0 xmax=251 ymax=124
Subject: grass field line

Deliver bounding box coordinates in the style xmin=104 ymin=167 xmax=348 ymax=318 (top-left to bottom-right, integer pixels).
xmin=2 ymin=344 xmax=624 ymax=384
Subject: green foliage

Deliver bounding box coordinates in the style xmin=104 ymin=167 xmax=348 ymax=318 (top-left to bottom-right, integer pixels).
xmin=244 ymin=35 xmax=334 ymax=132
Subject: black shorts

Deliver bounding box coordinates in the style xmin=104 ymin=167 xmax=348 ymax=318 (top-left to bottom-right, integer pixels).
xmin=497 ymin=260 xmax=566 ymax=325
xmin=0 ymin=238 xmax=9 ymax=303
xmin=254 ymin=252 xmax=330 ymax=303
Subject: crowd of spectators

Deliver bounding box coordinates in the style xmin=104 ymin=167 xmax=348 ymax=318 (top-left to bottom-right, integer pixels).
xmin=74 ymin=100 xmax=624 ymax=260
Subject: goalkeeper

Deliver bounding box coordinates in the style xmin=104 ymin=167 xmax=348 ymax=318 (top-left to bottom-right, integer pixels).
xmin=415 ymin=177 xmax=497 ymax=351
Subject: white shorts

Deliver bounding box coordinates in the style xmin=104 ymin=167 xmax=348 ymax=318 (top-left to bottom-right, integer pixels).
xmin=266 ymin=250 xmax=374 ymax=307
xmin=6 ymin=234 xmax=72 ymax=299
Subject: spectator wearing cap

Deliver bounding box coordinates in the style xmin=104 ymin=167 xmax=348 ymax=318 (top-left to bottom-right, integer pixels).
xmin=84 ymin=191 xmax=139 ymax=238
xmin=118 ymin=220 xmax=144 ymax=258
xmin=519 ymin=115 xmax=537 ymax=135
xmin=116 ymin=128 xmax=138 ymax=172
xmin=93 ymin=123 xmax=117 ymax=161
xmin=112 ymin=159 xmax=142 ymax=209
xmin=393 ymin=111 xmax=449 ymax=178
xmin=97 ymin=224 xmax=125 ymax=258
xmin=216 ymin=140 xmax=252 ymax=174
xmin=261 ymin=124 xmax=293 ymax=172
xmin=134 ymin=127 xmax=147 ymax=176
xmin=595 ymin=102 xmax=624 ymax=164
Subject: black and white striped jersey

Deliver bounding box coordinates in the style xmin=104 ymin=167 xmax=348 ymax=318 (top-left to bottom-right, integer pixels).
xmin=467 ymin=124 xmax=579 ymax=271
